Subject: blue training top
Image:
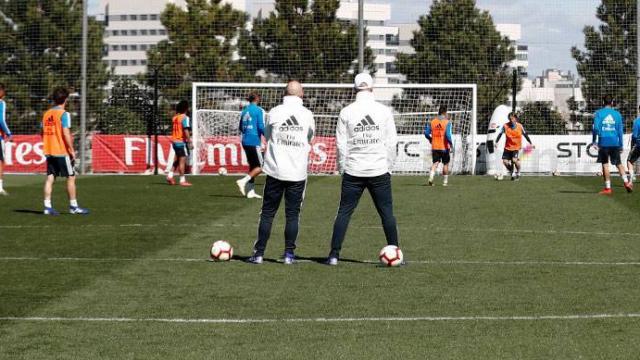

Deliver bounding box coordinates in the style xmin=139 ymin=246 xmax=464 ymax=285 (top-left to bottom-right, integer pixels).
xmin=632 ymin=117 xmax=640 ymax=147
xmin=0 ymin=99 xmax=11 ymax=140
xmin=238 ymin=103 xmax=265 ymax=147
xmin=592 ymin=107 xmax=624 ymax=148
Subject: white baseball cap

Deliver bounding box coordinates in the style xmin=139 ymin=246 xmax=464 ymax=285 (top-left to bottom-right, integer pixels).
xmin=354 ymin=72 xmax=374 ymax=90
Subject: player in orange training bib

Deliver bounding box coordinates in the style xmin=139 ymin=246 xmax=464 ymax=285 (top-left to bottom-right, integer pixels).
xmin=495 ymin=112 xmax=534 ymax=181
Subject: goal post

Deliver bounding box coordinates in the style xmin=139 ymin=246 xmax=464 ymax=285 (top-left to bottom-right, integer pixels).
xmin=191 ymin=82 xmax=477 ymax=176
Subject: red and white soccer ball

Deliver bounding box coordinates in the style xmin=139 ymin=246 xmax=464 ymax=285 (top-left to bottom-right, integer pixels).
xmin=378 ymin=245 xmax=404 ymax=267
xmin=210 ymin=240 xmax=234 ymax=261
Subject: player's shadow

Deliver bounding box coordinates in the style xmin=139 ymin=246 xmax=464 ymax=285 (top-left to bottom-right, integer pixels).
xmin=296 ymin=256 xmax=368 ymax=265
xmin=13 ymin=209 xmax=43 ymax=215
xmin=209 ymin=194 xmax=246 ymax=199
xmin=232 ymin=255 xmax=282 ymax=264
xmin=557 ymin=190 xmax=601 ymax=194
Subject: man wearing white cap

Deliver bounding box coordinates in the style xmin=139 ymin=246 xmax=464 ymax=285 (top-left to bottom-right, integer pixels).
xmin=325 ymin=73 xmax=400 ymax=265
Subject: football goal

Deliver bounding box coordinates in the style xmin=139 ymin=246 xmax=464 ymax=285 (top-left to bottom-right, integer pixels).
xmin=191 ymin=82 xmax=477 ymax=175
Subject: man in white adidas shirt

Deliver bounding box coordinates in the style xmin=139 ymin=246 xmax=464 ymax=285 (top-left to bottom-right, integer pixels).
xmin=247 ymin=81 xmax=315 ymax=265
xmin=326 ymin=73 xmax=400 ymax=266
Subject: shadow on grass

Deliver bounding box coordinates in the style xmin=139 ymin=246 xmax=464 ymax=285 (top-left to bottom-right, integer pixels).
xmin=209 ymin=194 xmax=247 ymax=199
xmin=13 ymin=209 xmax=43 ymax=215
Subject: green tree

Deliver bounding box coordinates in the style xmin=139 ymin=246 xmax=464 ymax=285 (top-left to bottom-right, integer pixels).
xmin=146 ymin=0 xmax=249 ymax=103
xmin=96 ymin=78 xmax=153 ymax=135
xmin=520 ymin=102 xmax=567 ymax=135
xmin=571 ymin=0 xmax=636 ymax=123
xmin=238 ymin=0 xmax=374 ymax=82
xmin=395 ymin=0 xmax=516 ymax=123
xmin=0 ymin=0 xmax=107 ymax=133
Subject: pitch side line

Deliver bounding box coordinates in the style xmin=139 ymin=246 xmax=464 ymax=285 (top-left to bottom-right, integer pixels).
xmin=1 ymin=257 xmax=640 ymax=267
xmin=2 ymin=223 xmax=640 ymax=238
xmin=1 ymin=313 xmax=640 ymax=324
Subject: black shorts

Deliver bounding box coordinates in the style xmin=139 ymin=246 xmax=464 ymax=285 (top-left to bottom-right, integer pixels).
xmin=627 ymin=145 xmax=640 ymax=164
xmin=502 ymin=150 xmax=519 ymax=161
xmin=172 ymin=143 xmax=188 ymax=158
xmin=242 ymin=145 xmax=262 ymax=170
xmin=431 ymin=150 xmax=450 ymax=164
xmin=597 ymin=147 xmax=622 ymax=165
xmin=46 ymin=156 xmax=75 ymax=177
xmin=0 ymin=140 xmax=4 ymax=162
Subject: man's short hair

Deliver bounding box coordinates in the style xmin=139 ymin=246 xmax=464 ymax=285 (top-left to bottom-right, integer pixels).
xmin=176 ymin=100 xmax=189 ymax=114
xmin=247 ymin=92 xmax=260 ymax=103
xmin=508 ymin=112 xmax=518 ymax=120
xmin=51 ymin=87 xmax=69 ymax=105
xmin=603 ymin=95 xmax=614 ymax=106
xmin=438 ymin=105 xmax=447 ymax=115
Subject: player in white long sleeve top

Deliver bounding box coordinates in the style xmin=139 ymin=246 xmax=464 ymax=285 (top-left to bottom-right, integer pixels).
xmin=326 ymin=73 xmax=400 ymax=265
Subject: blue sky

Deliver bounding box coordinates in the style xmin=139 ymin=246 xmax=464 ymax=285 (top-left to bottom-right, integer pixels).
xmin=90 ymin=0 xmax=602 ymax=78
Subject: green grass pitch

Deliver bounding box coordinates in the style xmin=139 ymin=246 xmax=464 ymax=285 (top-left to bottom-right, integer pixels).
xmin=1 ymin=174 xmax=640 ymax=359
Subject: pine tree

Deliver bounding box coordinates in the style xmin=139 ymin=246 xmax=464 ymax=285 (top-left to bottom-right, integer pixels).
xmin=395 ymin=0 xmax=516 ymax=123
xmin=572 ymin=0 xmax=637 ymax=123
xmin=238 ymin=0 xmax=374 ymax=82
xmin=0 ymin=0 xmax=107 ymax=133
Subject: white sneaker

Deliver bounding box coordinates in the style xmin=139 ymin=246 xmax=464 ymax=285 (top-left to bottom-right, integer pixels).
xmin=0 ymin=190 xmax=8 ymax=196
xmin=442 ymin=183 xmax=448 ymax=187
xmin=247 ymin=190 xmax=262 ymax=199
xmin=235 ymin=179 xmax=247 ymax=196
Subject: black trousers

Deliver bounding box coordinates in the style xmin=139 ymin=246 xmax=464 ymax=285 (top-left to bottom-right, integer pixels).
xmin=330 ymin=173 xmax=399 ymax=258
xmin=254 ymin=176 xmax=306 ymax=256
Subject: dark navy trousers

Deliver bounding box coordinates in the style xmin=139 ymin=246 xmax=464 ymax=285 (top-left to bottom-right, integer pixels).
xmin=254 ymin=176 xmax=306 ymax=256
xmin=330 ymin=173 xmax=399 ymax=258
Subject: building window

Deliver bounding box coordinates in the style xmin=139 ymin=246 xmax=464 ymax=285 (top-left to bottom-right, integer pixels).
xmin=140 ymin=14 xmax=148 ymax=21
xmin=141 ymin=60 xmax=147 ymax=66
xmin=517 ymin=45 xmax=528 ymax=51
xmin=112 ymin=45 xmax=120 ymax=51
xmin=386 ymin=62 xmax=399 ymax=74
xmin=130 ymin=44 xmax=138 ymax=51
xmin=150 ymin=14 xmax=159 ymax=21
xmin=112 ymin=30 xmax=119 ymax=36
xmin=111 ymin=60 xmax=119 ymax=67
xmin=130 ymin=14 xmax=138 ymax=21
xmin=516 ymin=53 xmax=528 ymax=61
xmin=149 ymin=29 xmax=157 ymax=35
xmin=385 ymin=48 xmax=397 ymax=56
xmin=118 ymin=15 xmax=127 ymax=21
xmin=121 ymin=30 xmax=128 ymax=36
xmin=121 ymin=45 xmax=129 ymax=51
xmin=140 ymin=44 xmax=148 ymax=50
xmin=159 ymin=29 xmax=167 ymax=35
xmin=140 ymin=29 xmax=148 ymax=36
xmin=120 ymin=60 xmax=128 ymax=66
xmin=130 ymin=30 xmax=138 ymax=36
xmin=130 ymin=60 xmax=138 ymax=66
xmin=386 ymin=34 xmax=399 ymax=46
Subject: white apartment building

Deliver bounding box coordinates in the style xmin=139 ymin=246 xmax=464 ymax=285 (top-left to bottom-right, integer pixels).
xmin=337 ymin=1 xmax=401 ymax=85
xmin=495 ymin=23 xmax=529 ymax=77
xmin=99 ymin=0 xmax=245 ymax=76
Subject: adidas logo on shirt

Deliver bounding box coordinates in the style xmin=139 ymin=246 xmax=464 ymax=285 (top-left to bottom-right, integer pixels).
xmin=353 ymin=115 xmax=380 ymax=132
xmin=278 ymin=115 xmax=304 ymax=131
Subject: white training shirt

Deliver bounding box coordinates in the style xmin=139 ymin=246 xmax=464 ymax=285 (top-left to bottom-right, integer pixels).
xmin=262 ymin=96 xmax=315 ymax=182
xmin=336 ymin=90 xmax=398 ymax=177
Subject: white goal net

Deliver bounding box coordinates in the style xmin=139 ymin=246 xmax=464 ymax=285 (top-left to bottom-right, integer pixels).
xmin=192 ymin=83 xmax=477 ymax=175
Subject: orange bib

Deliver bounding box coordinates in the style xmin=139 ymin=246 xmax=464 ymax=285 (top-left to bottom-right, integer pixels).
xmin=504 ymin=123 xmax=524 ymax=151
xmin=171 ymin=114 xmax=187 ymax=143
xmin=430 ymin=118 xmax=449 ymax=150
xmin=42 ymin=109 xmax=68 ymax=156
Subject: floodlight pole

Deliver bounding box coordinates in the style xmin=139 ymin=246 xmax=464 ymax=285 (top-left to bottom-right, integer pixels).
xmin=80 ymin=0 xmax=88 ymax=174
xmin=512 ymin=69 xmax=518 ymax=113
xmin=358 ymin=0 xmax=364 ymax=73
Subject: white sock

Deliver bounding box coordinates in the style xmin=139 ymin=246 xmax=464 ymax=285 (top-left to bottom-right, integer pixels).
xmin=443 ymin=175 xmax=449 ymax=184
xmin=167 ymin=172 xmax=174 ymax=179
xmin=180 ymin=176 xmax=186 ymax=183
xmin=70 ymin=199 xmax=78 ymax=207
xmin=428 ymin=173 xmax=434 ymax=181
xmin=241 ymin=175 xmax=251 ymax=183
xmin=605 ymin=180 xmax=611 ymax=189
xmin=44 ymin=199 xmax=52 ymax=208
xmin=0 ymin=179 xmax=3 ymax=190
xmin=621 ymin=174 xmax=629 ymax=183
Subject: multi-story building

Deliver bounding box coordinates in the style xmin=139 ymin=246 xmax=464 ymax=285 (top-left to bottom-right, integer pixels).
xmin=99 ymin=0 xmax=246 ymax=76
xmin=495 ymin=23 xmax=528 ymax=77
xmin=337 ymin=1 xmax=401 ymax=85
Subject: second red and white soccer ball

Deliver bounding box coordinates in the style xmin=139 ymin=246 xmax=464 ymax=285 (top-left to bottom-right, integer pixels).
xmin=379 ymin=245 xmax=404 ymax=267
xmin=210 ymin=240 xmax=233 ymax=261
